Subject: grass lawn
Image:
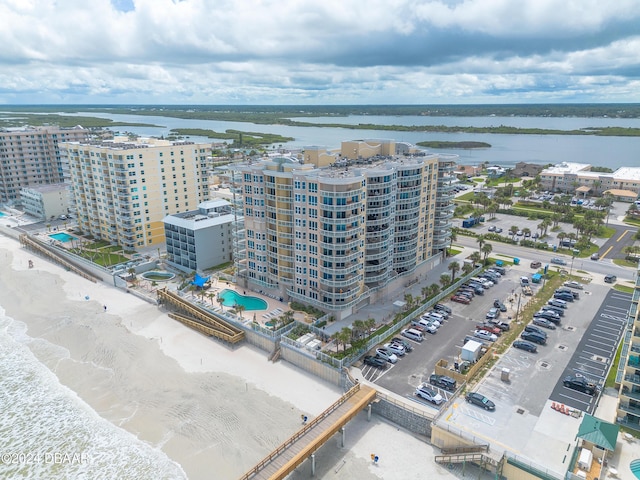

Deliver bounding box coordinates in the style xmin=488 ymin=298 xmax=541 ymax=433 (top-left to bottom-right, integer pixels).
xmin=84 ymin=240 xmax=110 ymax=249
xmin=613 ymin=258 xmax=639 ymax=268
xmin=456 ymin=192 xmax=476 ymax=202
xmin=624 ymin=216 xmax=640 ymax=227
xmin=605 ymin=340 xmax=623 ymax=388
xmin=448 ymin=248 xmax=462 ymax=256
xmin=614 ymin=284 xmax=634 ymax=294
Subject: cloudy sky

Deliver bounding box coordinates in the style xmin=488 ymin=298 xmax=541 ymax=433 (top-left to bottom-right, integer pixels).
xmin=1 ymin=0 xmax=640 ymax=105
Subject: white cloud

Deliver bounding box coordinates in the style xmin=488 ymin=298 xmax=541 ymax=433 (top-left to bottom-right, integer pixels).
xmin=0 ymin=0 xmax=639 ymax=103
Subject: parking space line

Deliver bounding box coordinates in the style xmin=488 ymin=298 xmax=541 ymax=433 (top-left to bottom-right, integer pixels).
xmin=599 ymin=313 xmax=628 ymax=323
xmin=460 ymin=406 xmax=496 ymax=425
xmin=572 ymin=368 xmax=605 ymax=380
xmin=604 ymin=306 xmax=629 ymax=313
xmin=558 ymin=392 xmax=592 ymax=407
xmin=593 ymin=324 xmax=623 ymax=334
xmin=575 ymin=364 xmax=606 ymax=376
xmin=582 ymin=349 xmax=613 ymax=358
xmin=586 ymin=338 xmax=617 ymax=348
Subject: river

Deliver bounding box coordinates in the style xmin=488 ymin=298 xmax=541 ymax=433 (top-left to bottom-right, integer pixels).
xmin=63 ymin=111 xmax=640 ymax=169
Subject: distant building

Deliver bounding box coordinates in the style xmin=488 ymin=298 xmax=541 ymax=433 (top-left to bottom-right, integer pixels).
xmin=163 ymin=199 xmax=234 ymax=273
xmin=511 ymin=162 xmax=545 ymax=178
xmin=486 ymin=166 xmax=506 ymax=178
xmin=0 ymin=126 xmax=88 ymax=203
xmin=455 ymin=165 xmax=482 ymax=177
xmin=540 ymin=163 xmax=640 ymax=195
xmin=63 ymin=137 xmax=210 ymax=250
xmin=19 ymin=183 xmax=70 ymax=221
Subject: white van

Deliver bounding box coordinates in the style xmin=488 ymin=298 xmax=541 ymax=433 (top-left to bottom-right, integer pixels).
xmin=401 ymin=328 xmax=424 ymax=342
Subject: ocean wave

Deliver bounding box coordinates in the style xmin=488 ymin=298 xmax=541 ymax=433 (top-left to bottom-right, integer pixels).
xmin=0 ymin=306 xmax=187 ymax=480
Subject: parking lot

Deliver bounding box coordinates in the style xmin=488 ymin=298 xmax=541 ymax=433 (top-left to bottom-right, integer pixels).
xmin=550 ymin=289 xmax=630 ymax=413
xmin=436 ymin=281 xmax=625 ymax=474
xmin=360 ymin=265 xmax=532 ymax=409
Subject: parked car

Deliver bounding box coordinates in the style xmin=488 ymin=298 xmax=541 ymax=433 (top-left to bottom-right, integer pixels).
xmin=533 ymin=317 xmax=557 ymax=329
xmin=434 ymin=304 xmax=452 ymax=315
xmin=548 ymin=299 xmax=568 ymax=309
xmin=477 ymin=324 xmax=502 ymax=336
xmin=488 ymin=225 xmax=496 ymax=232
xmin=542 ymin=305 xmax=565 ymax=317
xmin=495 ymin=227 xmax=503 ymax=234
xmin=384 ymin=342 xmax=406 ymax=356
xmin=486 ymin=268 xmax=502 ymax=277
xmin=532 ymin=233 xmax=539 ymax=239
xmin=513 ymin=340 xmax=538 ymax=353
xmin=421 ymin=315 xmax=441 ymax=327
xmin=488 ymin=320 xmax=510 ymax=331
xmin=521 ymin=331 xmax=547 ymax=345
xmin=415 ymin=385 xmax=444 ymax=405
xmin=401 ymin=329 xmax=424 ymax=342
xmin=554 ymin=292 xmax=575 ymax=302
xmin=556 ymin=287 xmax=579 ymax=299
xmin=530 ymin=261 xmax=542 ymax=269
xmin=564 ymin=281 xmax=584 ymax=290
xmin=493 ymin=300 xmax=507 ymax=312
xmin=411 ymin=319 xmax=438 ymax=334
xmin=451 ymin=295 xmax=471 ymax=304
xmin=429 ymin=374 xmax=457 ymax=391
xmin=524 ymin=231 xmax=531 ymax=238
xmin=492 ymin=266 xmax=506 ymax=275
xmin=590 ymin=253 xmax=600 ymax=260
xmin=563 ymin=375 xmax=597 ymax=395
xmin=486 ymin=307 xmax=500 ymax=320
xmin=524 ymin=324 xmax=548 ymax=337
xmin=363 ymin=355 xmax=387 ymax=368
xmin=604 ymin=274 xmax=617 ymax=284
xmin=534 ymin=309 xmax=560 ymax=321
xmin=391 ymin=337 xmax=414 ymax=352
xmin=550 ymin=257 xmax=567 ymax=265
xmin=465 ymin=392 xmax=496 ymax=411
xmin=375 ymin=348 xmax=398 ymax=363
xmin=473 ymin=330 xmax=498 ymax=342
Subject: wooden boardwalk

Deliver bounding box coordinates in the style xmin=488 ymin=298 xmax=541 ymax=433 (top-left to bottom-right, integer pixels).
xmin=158 ymin=288 xmax=244 ymax=344
xmin=239 ymin=383 xmax=377 ymax=480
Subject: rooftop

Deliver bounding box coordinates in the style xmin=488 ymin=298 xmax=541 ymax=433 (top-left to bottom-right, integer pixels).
xmin=543 ymin=162 xmax=592 ymax=174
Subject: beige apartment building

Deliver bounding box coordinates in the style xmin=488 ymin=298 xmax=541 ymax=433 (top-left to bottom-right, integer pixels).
xmin=540 ymin=162 xmax=640 ymax=197
xmin=232 ymin=140 xmax=456 ymax=317
xmin=63 ymin=137 xmax=210 ymax=250
xmin=0 ymin=126 xmax=88 ymax=203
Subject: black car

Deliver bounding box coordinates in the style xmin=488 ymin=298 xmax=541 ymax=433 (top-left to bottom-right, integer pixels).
xmin=554 ymin=293 xmax=574 ymax=302
xmin=555 ymin=288 xmax=580 ymax=300
xmin=513 ymin=340 xmax=538 ymax=353
xmin=429 ymin=374 xmax=457 ymax=391
xmin=465 ymin=392 xmax=496 ymax=411
xmin=434 ymin=303 xmax=452 ymax=315
xmin=521 ymin=331 xmax=547 ymax=345
xmin=604 ymin=274 xmax=617 ymax=284
xmin=534 ymin=310 xmax=561 ymax=324
xmin=493 ymin=299 xmax=507 ymax=312
xmin=563 ymin=375 xmax=597 ymax=395
xmin=363 ymin=355 xmax=387 ymax=368
xmin=524 ymin=324 xmax=547 ymax=336
xmin=488 ymin=320 xmax=510 ymax=331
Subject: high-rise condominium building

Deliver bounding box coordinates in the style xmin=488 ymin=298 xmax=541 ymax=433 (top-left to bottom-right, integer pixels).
xmin=616 ymin=265 xmax=640 ymax=431
xmin=0 ymin=126 xmax=88 ymax=203
xmin=232 ymin=142 xmax=457 ymax=318
xmin=63 ymin=137 xmax=210 ymax=249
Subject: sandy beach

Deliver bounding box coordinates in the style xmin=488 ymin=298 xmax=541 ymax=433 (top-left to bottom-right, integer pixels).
xmin=0 ymin=234 xmax=344 ymax=479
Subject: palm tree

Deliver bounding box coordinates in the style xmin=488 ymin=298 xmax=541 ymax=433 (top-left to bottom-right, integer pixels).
xmin=429 ymin=284 xmax=440 ymax=297
xmin=421 ymin=286 xmax=429 ymax=301
xmin=509 ymin=225 xmax=519 ymax=237
xmin=337 ymin=327 xmax=352 ymax=352
xmin=522 ymin=227 xmax=531 ymax=238
xmin=462 ymin=263 xmax=474 ymax=275
xmin=557 ymin=232 xmax=567 ymax=246
xmin=235 ymin=304 xmax=246 ymax=319
xmin=127 ymin=267 xmax=137 ymax=285
xmin=448 ymin=229 xmax=458 ymax=253
xmin=481 ymin=243 xmax=493 ymax=261
xmin=440 ymin=274 xmax=451 ymax=288
xmin=403 ymin=293 xmax=413 ymax=309
xmin=365 ymin=318 xmax=376 ymax=336
xmin=476 ymin=234 xmax=486 ymax=250
xmin=352 ymin=320 xmax=365 ymax=339
xmin=448 ymin=261 xmax=460 ymax=283
xmin=470 ymin=251 xmax=481 ymax=265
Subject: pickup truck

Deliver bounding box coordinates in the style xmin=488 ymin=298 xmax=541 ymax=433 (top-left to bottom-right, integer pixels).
xmin=522 ymin=285 xmax=533 ymax=296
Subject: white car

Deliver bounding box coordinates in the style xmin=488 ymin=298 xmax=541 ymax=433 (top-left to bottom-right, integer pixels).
xmin=414 ymin=320 xmax=438 ymax=334
xmin=420 ymin=315 xmax=441 ymax=327
xmin=375 ymin=348 xmax=398 ymax=363
xmin=563 ymin=281 xmax=584 ymax=290
xmin=415 ymin=385 xmax=444 ymax=405
xmin=383 ymin=342 xmax=406 ymax=357
xmin=473 ymin=329 xmax=498 ymax=342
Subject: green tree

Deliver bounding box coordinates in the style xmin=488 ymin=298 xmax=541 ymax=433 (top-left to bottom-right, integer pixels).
xmin=337 ymin=327 xmax=352 ymax=352
xmin=481 ymin=243 xmax=493 ymax=261
xmin=440 ymin=273 xmax=451 ymax=288
xmin=448 ymin=261 xmax=460 ymax=283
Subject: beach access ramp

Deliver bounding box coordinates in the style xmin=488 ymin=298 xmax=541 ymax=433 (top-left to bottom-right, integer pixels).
xmin=157 ymin=287 xmax=244 ymax=344
xmin=239 ymin=383 xmax=376 ymax=480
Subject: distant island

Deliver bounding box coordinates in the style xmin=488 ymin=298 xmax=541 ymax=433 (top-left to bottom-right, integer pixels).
xmin=417 ymin=141 xmax=491 ymax=149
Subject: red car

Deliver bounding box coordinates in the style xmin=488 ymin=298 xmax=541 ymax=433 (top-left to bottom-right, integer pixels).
xmin=476 ymin=324 xmax=502 ymax=336
xmin=451 ymin=295 xmax=471 ymax=304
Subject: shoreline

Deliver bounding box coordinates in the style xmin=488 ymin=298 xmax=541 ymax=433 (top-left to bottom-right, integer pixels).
xmin=0 ymin=235 xmax=342 ymax=479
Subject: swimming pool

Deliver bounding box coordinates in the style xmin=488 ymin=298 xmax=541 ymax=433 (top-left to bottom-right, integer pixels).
xmin=141 ymin=271 xmax=176 ymax=281
xmin=0 ymin=211 xmax=6 ymax=217
xmin=219 ymin=289 xmax=268 ymax=311
xmin=49 ymin=232 xmax=76 ymax=242
xmin=631 ymin=458 xmax=640 ymax=478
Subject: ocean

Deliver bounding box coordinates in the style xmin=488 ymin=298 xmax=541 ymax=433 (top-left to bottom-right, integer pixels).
xmin=0 ymin=306 xmax=187 ymax=480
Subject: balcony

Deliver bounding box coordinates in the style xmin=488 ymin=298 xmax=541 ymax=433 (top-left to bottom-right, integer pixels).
xmin=619 ymin=402 xmax=640 ymax=416
xmin=625 ymin=374 xmax=640 ymax=385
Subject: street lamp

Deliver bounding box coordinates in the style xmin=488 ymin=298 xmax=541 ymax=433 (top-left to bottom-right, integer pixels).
xmin=514 ymin=293 xmax=522 ymax=323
